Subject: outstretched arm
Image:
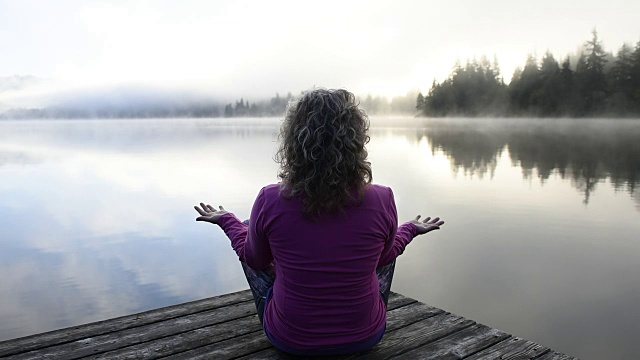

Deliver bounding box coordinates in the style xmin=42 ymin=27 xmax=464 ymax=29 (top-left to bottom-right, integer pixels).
xmin=194 ymin=202 xmax=248 ymax=253
xmin=194 ymin=202 xmax=249 ymax=259
xmin=378 ymin=215 xmax=445 ymax=267
xmin=194 ymin=188 xmax=273 ymax=270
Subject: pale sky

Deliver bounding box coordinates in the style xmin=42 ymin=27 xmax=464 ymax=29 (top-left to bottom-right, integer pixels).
xmin=1 ymin=0 xmax=639 ymax=103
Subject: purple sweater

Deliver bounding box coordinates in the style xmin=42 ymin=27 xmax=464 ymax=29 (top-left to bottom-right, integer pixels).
xmin=218 ymin=184 xmax=419 ymax=351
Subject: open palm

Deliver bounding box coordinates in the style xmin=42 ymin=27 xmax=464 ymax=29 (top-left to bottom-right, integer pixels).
xmin=409 ymin=215 xmax=444 ymax=235
xmin=194 ymin=203 xmax=230 ymax=225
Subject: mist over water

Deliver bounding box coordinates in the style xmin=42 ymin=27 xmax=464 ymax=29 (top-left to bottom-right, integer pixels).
xmin=0 ymin=117 xmax=639 ymax=359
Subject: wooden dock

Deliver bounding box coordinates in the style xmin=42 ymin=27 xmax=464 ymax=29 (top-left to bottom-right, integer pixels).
xmin=0 ymin=289 xmax=577 ymax=359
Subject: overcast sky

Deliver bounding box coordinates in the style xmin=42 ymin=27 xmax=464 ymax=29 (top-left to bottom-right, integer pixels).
xmin=1 ymin=0 xmax=639 ymax=102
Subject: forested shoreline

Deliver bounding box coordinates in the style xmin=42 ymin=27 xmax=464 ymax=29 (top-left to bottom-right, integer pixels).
xmin=418 ymin=30 xmax=640 ymax=117
xmin=0 ymin=92 xmax=293 ymax=120
xmin=0 ymin=90 xmax=418 ymax=119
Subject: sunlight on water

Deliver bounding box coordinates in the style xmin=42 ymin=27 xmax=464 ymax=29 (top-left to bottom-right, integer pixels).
xmin=0 ymin=117 xmax=639 ymax=359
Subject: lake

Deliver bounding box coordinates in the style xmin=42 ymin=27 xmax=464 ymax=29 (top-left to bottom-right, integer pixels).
xmin=1 ymin=117 xmax=639 ymax=359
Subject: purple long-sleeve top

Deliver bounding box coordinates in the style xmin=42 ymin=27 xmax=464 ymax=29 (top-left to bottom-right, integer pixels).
xmin=218 ymin=183 xmax=419 ymax=351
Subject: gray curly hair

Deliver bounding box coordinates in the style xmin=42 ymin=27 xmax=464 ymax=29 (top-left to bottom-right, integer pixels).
xmin=275 ymin=88 xmax=373 ymax=218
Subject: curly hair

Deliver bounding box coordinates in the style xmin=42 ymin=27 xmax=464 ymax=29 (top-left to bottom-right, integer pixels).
xmin=275 ymin=88 xmax=372 ymax=218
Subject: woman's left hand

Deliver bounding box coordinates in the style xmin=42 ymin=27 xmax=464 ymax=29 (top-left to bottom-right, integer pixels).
xmin=194 ymin=203 xmax=230 ymax=225
xmin=409 ymin=215 xmax=444 ymax=235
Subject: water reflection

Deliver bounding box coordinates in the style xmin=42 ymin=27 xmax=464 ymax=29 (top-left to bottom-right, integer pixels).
xmin=0 ymin=119 xmax=280 ymax=341
xmin=416 ymin=118 xmax=640 ymax=205
xmin=0 ymin=150 xmax=42 ymax=166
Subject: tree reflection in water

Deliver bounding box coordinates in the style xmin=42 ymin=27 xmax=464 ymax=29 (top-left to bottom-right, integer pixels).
xmin=417 ymin=118 xmax=640 ymax=206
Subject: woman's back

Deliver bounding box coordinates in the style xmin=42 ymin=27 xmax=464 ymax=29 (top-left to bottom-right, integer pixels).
xmin=252 ymin=184 xmax=398 ymax=349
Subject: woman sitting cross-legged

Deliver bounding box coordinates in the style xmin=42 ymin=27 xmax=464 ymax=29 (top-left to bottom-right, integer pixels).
xmin=194 ymin=88 xmax=444 ymax=356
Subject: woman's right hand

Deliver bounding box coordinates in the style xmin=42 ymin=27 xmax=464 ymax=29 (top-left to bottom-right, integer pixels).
xmin=194 ymin=203 xmax=230 ymax=225
xmin=409 ymin=215 xmax=444 ymax=235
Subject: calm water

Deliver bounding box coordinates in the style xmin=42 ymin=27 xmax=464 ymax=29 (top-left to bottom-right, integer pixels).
xmin=1 ymin=117 xmax=639 ymax=359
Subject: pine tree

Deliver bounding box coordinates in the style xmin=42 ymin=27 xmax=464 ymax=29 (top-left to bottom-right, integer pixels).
xmin=559 ymin=56 xmax=576 ymax=114
xmin=509 ymin=54 xmax=541 ymax=114
xmin=224 ymin=103 xmax=234 ymax=117
xmin=609 ymin=43 xmax=635 ymax=111
xmin=539 ymin=51 xmax=562 ymax=115
xmin=416 ymin=92 xmax=425 ymax=112
xmin=582 ymin=29 xmax=608 ymax=113
xmin=631 ymin=41 xmax=640 ymax=106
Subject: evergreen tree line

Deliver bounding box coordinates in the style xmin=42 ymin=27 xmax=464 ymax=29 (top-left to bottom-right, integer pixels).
xmin=210 ymin=91 xmax=420 ymax=117
xmin=227 ymin=90 xmax=421 ymax=116
xmin=2 ymin=90 xmax=421 ymax=119
xmin=223 ymin=92 xmax=293 ymax=117
xmin=0 ymin=92 xmax=294 ymax=119
xmin=418 ymin=30 xmax=640 ymax=117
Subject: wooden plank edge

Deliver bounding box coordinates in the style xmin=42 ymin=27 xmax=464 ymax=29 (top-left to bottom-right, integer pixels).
xmin=9 ymin=302 xmax=260 ymax=360
xmin=0 ymin=289 xmax=254 ymax=357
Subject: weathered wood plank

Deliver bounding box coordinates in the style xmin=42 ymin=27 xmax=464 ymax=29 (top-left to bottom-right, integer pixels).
xmin=536 ymin=351 xmax=579 ymax=360
xmin=0 ymin=290 xmax=253 ymax=358
xmin=8 ymin=301 xmax=256 ymax=360
xmin=383 ymin=302 xmax=443 ymax=331
xmin=386 ymin=292 xmax=417 ymax=310
xmin=345 ymin=313 xmax=474 ymax=360
xmin=87 ymin=315 xmax=263 ymax=359
xmin=234 ymin=348 xmax=286 ymax=360
xmin=465 ymin=336 xmax=549 ymax=360
xmin=161 ymin=330 xmax=273 ymax=360
xmin=391 ymin=324 xmax=510 ymax=360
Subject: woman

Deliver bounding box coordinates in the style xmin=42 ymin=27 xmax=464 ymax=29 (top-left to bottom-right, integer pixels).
xmin=194 ymin=88 xmax=444 ymax=356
